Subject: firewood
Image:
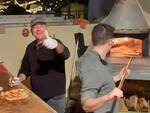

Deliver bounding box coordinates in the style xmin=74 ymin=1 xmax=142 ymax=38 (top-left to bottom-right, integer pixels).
xmin=125 ymin=98 xmax=130 ymax=108
xmin=128 ymin=95 xmax=138 ymax=111
xmin=119 ymin=98 xmax=128 ymax=111
xmin=138 ymin=97 xmax=148 ymax=112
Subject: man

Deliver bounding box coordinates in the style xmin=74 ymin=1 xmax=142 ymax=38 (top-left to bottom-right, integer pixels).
xmin=9 ymin=16 xmax=70 ymax=113
xmin=77 ymin=23 xmax=130 ymax=113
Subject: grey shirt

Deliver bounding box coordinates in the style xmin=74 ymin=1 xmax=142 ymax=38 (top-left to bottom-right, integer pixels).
xmin=77 ymin=50 xmax=118 ymax=113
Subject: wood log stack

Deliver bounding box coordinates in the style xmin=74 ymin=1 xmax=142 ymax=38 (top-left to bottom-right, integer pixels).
xmin=119 ymin=95 xmax=149 ymax=112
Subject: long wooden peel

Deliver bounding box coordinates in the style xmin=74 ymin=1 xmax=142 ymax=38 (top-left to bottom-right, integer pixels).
xmin=118 ymin=57 xmax=133 ymax=89
xmin=107 ymin=57 xmax=133 ymax=113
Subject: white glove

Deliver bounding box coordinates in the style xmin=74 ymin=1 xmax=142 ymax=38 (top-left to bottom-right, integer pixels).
xmin=9 ymin=76 xmax=21 ymax=87
xmin=0 ymin=86 xmax=3 ymax=91
xmin=43 ymin=30 xmax=58 ymax=49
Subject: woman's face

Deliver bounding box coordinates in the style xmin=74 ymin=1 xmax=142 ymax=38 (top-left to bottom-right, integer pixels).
xmin=31 ymin=23 xmax=47 ymax=42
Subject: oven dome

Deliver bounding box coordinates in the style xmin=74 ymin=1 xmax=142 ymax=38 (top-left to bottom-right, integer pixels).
xmin=102 ymin=0 xmax=150 ymax=33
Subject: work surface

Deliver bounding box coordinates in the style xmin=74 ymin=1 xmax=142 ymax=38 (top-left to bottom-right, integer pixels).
xmin=0 ymin=71 xmax=57 ymax=113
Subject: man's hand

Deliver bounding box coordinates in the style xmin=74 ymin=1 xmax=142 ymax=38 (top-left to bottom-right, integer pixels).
xmin=113 ymin=67 xmax=131 ymax=82
xmin=9 ymin=76 xmax=21 ymax=87
xmin=43 ymin=30 xmax=58 ymax=49
xmin=108 ymin=88 xmax=123 ymax=99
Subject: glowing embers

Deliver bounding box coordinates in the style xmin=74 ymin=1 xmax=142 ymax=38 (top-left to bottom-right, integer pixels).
xmin=110 ymin=37 xmax=142 ymax=57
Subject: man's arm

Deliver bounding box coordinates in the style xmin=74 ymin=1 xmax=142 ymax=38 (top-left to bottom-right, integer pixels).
xmin=55 ymin=40 xmax=70 ymax=59
xmin=82 ymin=88 xmax=123 ymax=112
xmin=55 ymin=42 xmax=65 ymax=54
xmin=42 ymin=36 xmax=70 ymax=59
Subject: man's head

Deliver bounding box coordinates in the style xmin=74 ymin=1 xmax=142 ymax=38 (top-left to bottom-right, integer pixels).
xmin=30 ymin=16 xmax=48 ymax=42
xmin=91 ymin=23 xmax=115 ymax=46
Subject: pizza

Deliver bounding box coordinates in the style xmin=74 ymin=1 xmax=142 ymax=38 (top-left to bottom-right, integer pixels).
xmin=0 ymin=88 xmax=29 ymax=101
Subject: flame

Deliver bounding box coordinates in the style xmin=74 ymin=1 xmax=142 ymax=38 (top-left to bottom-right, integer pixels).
xmin=111 ymin=37 xmax=142 ymax=57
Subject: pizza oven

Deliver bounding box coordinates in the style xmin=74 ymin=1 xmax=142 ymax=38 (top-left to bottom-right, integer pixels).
xmin=102 ymin=0 xmax=150 ymax=112
xmin=110 ymin=30 xmax=149 ymax=58
xmin=102 ymin=0 xmax=150 ymax=58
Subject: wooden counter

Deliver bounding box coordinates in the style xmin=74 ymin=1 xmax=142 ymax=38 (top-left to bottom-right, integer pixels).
xmin=0 ymin=65 xmax=57 ymax=113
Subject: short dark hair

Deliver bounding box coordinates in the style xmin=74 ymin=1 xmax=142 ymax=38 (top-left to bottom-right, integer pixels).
xmin=92 ymin=23 xmax=115 ymax=46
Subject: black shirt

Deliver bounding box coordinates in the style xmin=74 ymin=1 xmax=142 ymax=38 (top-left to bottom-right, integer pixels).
xmin=19 ymin=39 xmax=70 ymax=99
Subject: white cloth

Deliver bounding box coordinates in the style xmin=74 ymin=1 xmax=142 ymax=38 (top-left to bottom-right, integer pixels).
xmin=43 ymin=30 xmax=58 ymax=49
xmin=9 ymin=76 xmax=21 ymax=87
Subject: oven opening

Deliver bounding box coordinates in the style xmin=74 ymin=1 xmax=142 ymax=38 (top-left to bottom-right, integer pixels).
xmin=110 ymin=33 xmax=149 ymax=57
xmin=110 ymin=37 xmax=142 ymax=57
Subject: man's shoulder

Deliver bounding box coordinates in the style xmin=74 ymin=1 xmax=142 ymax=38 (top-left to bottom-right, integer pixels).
xmin=77 ymin=51 xmax=97 ymax=69
xmin=27 ymin=40 xmax=36 ymax=47
xmin=25 ymin=40 xmax=36 ymax=52
xmin=80 ymin=51 xmax=97 ymax=61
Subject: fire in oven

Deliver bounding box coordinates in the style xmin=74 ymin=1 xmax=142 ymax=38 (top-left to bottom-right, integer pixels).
xmin=110 ymin=33 xmax=149 ymax=57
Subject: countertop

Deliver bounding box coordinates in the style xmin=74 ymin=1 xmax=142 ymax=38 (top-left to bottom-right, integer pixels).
xmin=0 ymin=64 xmax=57 ymax=113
